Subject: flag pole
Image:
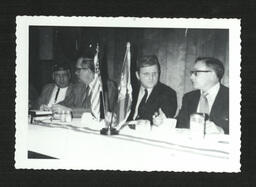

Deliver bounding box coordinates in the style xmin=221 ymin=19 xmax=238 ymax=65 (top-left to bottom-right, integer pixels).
xmin=94 ymin=43 xmax=106 ymax=121
xmin=111 ymin=42 xmax=131 ymax=127
xmin=100 ymin=42 xmax=131 ymax=135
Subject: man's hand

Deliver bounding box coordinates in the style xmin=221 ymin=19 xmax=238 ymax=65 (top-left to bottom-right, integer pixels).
xmin=39 ymin=104 xmax=51 ymax=111
xmin=136 ymin=119 xmax=150 ymax=126
xmin=205 ymin=120 xmax=224 ymax=134
xmin=52 ymin=104 xmax=72 ymax=113
xmin=152 ymin=108 xmax=166 ymax=126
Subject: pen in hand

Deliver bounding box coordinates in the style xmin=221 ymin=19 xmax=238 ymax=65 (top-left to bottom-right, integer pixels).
xmin=152 ymin=108 xmax=166 ymax=126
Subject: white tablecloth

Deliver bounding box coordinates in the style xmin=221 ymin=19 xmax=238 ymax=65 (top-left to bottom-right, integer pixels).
xmin=27 ymin=118 xmax=231 ymax=171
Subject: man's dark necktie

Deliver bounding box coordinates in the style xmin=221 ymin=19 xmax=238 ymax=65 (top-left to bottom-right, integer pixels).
xmin=54 ymin=88 xmax=60 ymax=103
xmin=82 ymin=85 xmax=91 ymax=110
xmin=136 ymin=89 xmax=148 ymax=119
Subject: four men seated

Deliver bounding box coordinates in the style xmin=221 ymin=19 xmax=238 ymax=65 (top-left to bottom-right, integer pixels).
xmin=35 ymin=55 xmax=229 ymax=135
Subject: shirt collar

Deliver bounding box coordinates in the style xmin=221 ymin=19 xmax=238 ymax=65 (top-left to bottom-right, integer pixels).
xmin=140 ymin=86 xmax=153 ymax=96
xmin=201 ymin=82 xmax=220 ymax=97
xmin=55 ymin=85 xmax=69 ymax=90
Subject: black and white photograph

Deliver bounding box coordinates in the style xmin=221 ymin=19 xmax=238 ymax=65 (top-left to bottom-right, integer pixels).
xmin=15 ymin=16 xmax=240 ymax=172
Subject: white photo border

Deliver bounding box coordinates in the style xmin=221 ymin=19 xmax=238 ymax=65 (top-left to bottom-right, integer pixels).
xmin=15 ymin=16 xmax=241 ymax=172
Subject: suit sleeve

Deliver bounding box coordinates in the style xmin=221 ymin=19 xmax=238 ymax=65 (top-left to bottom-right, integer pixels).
xmin=176 ymin=94 xmax=190 ymax=128
xmin=161 ymin=89 xmax=177 ymax=118
xmin=58 ymin=85 xmax=91 ymax=118
xmin=58 ymin=89 xmax=74 ymax=108
xmin=212 ymin=93 xmax=229 ymax=134
xmin=36 ymin=84 xmax=51 ymax=109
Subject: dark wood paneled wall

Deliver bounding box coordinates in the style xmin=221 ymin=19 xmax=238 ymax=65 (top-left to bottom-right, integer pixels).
xmin=140 ymin=28 xmax=229 ymax=110
xmin=29 ymin=27 xmax=228 ymax=111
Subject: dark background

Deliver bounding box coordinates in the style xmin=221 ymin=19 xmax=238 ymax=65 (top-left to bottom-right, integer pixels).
xmin=1 ymin=0 xmax=255 ymax=186
xmin=30 ymin=27 xmax=228 ymax=111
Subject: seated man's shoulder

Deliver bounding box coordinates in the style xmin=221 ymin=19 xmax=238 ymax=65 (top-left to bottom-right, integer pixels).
xmin=72 ymin=82 xmax=86 ymax=89
xmin=157 ymin=82 xmax=176 ymax=95
xmin=41 ymin=83 xmax=55 ymax=91
xmin=221 ymin=84 xmax=229 ymax=93
xmin=183 ymin=89 xmax=200 ymax=99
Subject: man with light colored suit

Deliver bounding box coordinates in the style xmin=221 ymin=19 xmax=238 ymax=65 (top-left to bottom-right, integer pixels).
xmin=37 ymin=63 xmax=72 ymax=110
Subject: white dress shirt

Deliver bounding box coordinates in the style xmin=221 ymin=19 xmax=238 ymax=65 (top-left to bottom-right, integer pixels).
xmin=133 ymin=86 xmax=153 ymax=120
xmin=197 ymin=83 xmax=220 ymax=113
xmin=47 ymin=86 xmax=68 ymax=107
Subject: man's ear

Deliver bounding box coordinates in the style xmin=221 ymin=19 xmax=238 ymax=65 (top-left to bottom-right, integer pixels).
xmin=136 ymin=71 xmax=140 ymax=80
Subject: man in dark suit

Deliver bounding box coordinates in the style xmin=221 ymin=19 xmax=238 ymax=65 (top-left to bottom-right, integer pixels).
xmin=127 ymin=55 xmax=177 ymax=126
xmin=176 ymin=57 xmax=229 ymax=134
xmin=37 ymin=63 xmax=72 ymax=110
xmin=52 ymin=57 xmax=117 ymax=118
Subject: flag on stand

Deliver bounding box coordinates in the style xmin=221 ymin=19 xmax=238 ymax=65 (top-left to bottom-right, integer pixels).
xmin=90 ymin=44 xmax=103 ymax=121
xmin=116 ymin=42 xmax=133 ymax=126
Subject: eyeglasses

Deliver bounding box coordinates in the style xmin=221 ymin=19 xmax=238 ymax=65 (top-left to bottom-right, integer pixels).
xmin=190 ymin=70 xmax=212 ymax=76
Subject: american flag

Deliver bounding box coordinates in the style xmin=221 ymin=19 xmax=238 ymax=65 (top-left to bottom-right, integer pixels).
xmin=90 ymin=44 xmax=103 ymax=121
xmin=116 ymin=42 xmax=133 ymax=126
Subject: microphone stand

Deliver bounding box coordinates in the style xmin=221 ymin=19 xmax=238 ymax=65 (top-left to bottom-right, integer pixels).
xmin=100 ymin=81 xmax=119 ymax=135
xmin=100 ymin=42 xmax=131 ymax=135
xmin=99 ymin=99 xmax=119 ymax=135
xmin=203 ymin=113 xmax=209 ymax=138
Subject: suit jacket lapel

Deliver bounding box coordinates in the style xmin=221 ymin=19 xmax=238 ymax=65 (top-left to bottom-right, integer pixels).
xmin=66 ymin=83 xmax=72 ymax=97
xmin=46 ymin=84 xmax=55 ymax=104
xmin=210 ymin=84 xmax=223 ymax=117
xmin=131 ymin=85 xmax=140 ymax=114
xmin=145 ymin=83 xmax=160 ymax=106
xmin=191 ymin=90 xmax=201 ymax=114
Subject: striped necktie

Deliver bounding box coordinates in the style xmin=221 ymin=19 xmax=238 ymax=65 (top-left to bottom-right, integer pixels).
xmin=90 ymin=81 xmax=101 ymax=120
xmin=199 ymin=92 xmax=209 ymax=115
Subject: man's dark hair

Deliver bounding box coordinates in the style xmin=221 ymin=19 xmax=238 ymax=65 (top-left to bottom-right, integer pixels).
xmin=136 ymin=55 xmax=161 ymax=73
xmin=195 ymin=57 xmax=225 ymax=81
xmin=52 ymin=63 xmax=71 ymax=73
xmin=78 ymin=57 xmax=95 ymax=73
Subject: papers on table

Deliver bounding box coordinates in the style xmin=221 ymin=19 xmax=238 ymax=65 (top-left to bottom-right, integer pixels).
xmin=29 ymin=110 xmax=52 ymax=116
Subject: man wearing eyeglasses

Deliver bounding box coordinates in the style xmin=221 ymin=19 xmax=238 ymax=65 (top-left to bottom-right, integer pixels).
xmin=176 ymin=57 xmax=229 ymax=134
xmin=127 ymin=55 xmax=177 ymax=127
xmin=52 ymin=57 xmax=117 ymax=118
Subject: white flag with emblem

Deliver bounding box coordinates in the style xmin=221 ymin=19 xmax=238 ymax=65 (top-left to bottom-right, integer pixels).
xmin=116 ymin=42 xmax=133 ymax=126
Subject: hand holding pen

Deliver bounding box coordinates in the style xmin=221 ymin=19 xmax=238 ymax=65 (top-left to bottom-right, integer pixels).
xmin=152 ymin=108 xmax=166 ymax=126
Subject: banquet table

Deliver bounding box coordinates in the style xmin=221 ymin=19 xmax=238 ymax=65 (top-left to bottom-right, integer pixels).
xmin=27 ymin=118 xmax=231 ymax=171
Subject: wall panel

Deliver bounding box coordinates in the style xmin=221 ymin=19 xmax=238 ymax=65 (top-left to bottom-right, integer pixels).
xmin=30 ymin=27 xmax=229 ymax=112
